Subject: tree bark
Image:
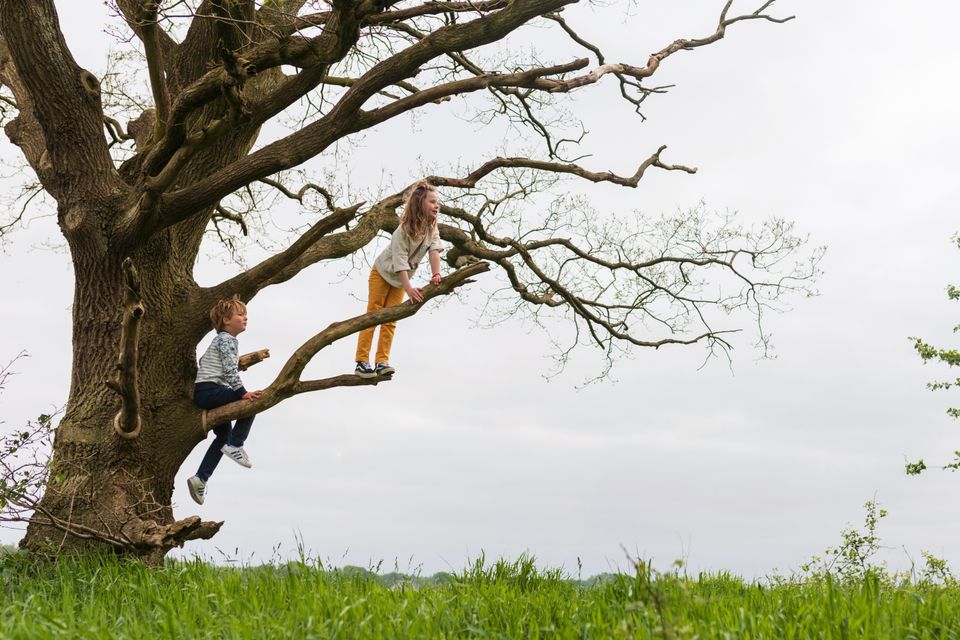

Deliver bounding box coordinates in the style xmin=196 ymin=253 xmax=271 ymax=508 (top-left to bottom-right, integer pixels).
xmin=21 ymin=225 xmax=217 ymax=559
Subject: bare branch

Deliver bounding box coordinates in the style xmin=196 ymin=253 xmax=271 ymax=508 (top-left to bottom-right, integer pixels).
xmin=535 ymin=1 xmax=795 ymax=94
xmin=427 ymin=146 xmax=696 ymax=191
xmin=368 ymin=1 xmax=509 ymax=25
xmin=221 ymin=195 xmax=404 ymax=302
xmin=315 ymin=74 xmax=436 ymax=103
xmin=104 ymin=115 xmax=135 ymax=148
xmin=546 ymin=12 xmax=604 ymax=65
xmin=202 ymin=201 xmax=361 ymax=306
xmin=357 ymin=58 xmax=589 ymax=130
xmin=421 ymin=158 xmax=818 ymax=365
xmin=213 ymin=203 xmax=249 ymax=235
xmin=259 ymin=176 xmax=337 ymax=212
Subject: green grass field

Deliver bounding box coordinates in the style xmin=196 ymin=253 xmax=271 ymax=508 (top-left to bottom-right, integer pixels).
xmin=1 ymin=550 xmax=959 ymax=639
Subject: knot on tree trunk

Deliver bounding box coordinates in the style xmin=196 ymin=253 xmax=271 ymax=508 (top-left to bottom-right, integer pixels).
xmin=79 ymin=69 xmax=101 ymax=101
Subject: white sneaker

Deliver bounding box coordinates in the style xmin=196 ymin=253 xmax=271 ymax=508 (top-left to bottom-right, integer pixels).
xmin=221 ymin=444 xmax=252 ymax=468
xmin=187 ymin=476 xmax=206 ymax=505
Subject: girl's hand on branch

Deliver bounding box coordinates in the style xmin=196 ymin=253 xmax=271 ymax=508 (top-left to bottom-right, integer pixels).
xmin=430 ymin=273 xmax=442 ymax=285
xmin=405 ymin=286 xmax=424 ymax=303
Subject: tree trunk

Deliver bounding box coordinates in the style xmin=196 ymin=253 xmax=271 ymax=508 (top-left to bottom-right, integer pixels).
xmin=13 ymin=17 xmax=275 ymax=548
xmin=21 ymin=191 xmax=237 ymax=561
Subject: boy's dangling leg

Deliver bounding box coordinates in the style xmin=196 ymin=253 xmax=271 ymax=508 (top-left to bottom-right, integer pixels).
xmin=191 ymin=382 xmax=244 ymax=502
xmin=221 ymin=415 xmax=254 ymax=469
xmin=230 ymin=415 xmax=254 ymax=448
xmin=196 ymin=421 xmax=231 ymax=481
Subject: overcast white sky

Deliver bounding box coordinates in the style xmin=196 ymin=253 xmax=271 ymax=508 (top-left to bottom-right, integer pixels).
xmin=2 ymin=1 xmax=959 ymax=578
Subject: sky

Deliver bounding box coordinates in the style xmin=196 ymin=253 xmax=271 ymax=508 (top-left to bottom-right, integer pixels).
xmin=1 ymin=1 xmax=959 ymax=578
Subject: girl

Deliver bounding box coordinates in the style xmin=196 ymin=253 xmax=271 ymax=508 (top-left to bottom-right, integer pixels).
xmin=354 ymin=180 xmax=443 ymax=378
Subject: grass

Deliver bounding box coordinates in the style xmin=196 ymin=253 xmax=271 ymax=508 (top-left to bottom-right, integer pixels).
xmin=1 ymin=552 xmax=960 ymax=639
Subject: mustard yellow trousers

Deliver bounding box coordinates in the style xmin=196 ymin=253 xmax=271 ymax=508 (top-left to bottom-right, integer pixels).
xmin=355 ymin=269 xmax=406 ymax=364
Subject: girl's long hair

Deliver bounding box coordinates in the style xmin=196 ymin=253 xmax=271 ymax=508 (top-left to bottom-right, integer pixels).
xmin=399 ymin=180 xmax=437 ymax=240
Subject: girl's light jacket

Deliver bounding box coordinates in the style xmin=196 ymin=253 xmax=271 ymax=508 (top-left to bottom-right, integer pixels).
xmin=373 ymin=224 xmax=442 ymax=288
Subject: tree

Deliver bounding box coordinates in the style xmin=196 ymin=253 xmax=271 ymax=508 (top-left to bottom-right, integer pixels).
xmin=906 ymin=234 xmax=960 ymax=476
xmin=0 ymin=0 xmax=816 ymax=562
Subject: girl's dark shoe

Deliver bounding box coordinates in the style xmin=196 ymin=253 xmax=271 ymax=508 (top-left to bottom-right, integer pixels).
xmin=355 ymin=361 xmax=376 ymax=379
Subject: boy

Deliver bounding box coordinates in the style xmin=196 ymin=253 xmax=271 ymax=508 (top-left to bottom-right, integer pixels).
xmin=187 ymin=297 xmax=262 ymax=505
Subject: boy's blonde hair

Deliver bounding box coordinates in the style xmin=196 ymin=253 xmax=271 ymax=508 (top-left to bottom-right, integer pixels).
xmin=399 ymin=180 xmax=437 ymax=240
xmin=210 ymin=297 xmax=246 ymax=332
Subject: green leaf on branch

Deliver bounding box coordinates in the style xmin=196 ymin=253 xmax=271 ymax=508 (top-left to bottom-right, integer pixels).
xmin=905 ymin=459 xmax=927 ymax=475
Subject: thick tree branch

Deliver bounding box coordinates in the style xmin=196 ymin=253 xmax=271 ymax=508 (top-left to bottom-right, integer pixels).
xmin=140 ymin=1 xmax=171 ymax=137
xmin=202 ymin=201 xmax=360 ymax=306
xmin=296 ymin=374 xmax=393 ymax=393
xmin=256 ymin=0 xmax=310 ymax=30
xmin=0 ymin=0 xmax=117 ymax=200
xmin=159 ymin=0 xmax=765 ymax=225
xmin=314 ymin=74 xmax=432 ymax=103
xmin=357 ymin=59 xmax=589 ymax=129
xmin=111 ymin=258 xmax=145 ymax=440
xmin=240 ymin=195 xmax=407 ymax=306
xmin=210 ymin=0 xmax=255 ymax=52
xmin=0 ymin=37 xmax=53 ymax=189
xmin=138 ymin=1 xmax=369 ymax=182
xmin=205 ymin=261 xmax=490 ymax=426
xmin=176 ymin=0 xmax=218 ymax=63
xmin=287 ymin=1 xmax=510 ymax=35
xmin=157 ymin=0 xmax=575 ymax=225
xmin=114 ymin=0 xmax=176 ymax=61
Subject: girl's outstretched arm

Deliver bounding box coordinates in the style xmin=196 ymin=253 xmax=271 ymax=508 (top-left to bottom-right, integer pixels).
xmin=429 ymin=249 xmax=442 ymax=284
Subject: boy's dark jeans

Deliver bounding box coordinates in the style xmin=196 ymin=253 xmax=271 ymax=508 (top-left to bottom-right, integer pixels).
xmin=194 ymin=382 xmax=254 ymax=481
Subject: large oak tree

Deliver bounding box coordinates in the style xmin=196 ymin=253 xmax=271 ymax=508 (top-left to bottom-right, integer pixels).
xmin=0 ymin=0 xmax=815 ymax=562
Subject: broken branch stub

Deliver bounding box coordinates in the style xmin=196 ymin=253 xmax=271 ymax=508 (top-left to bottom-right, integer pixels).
xmin=238 ymin=348 xmax=270 ymax=371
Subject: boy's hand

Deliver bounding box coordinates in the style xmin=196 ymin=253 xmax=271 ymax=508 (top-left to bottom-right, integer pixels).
xmin=243 ymin=390 xmax=262 ymax=400
xmin=429 ymin=273 xmax=442 ymax=285
xmin=405 ymin=286 xmax=424 ymax=303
